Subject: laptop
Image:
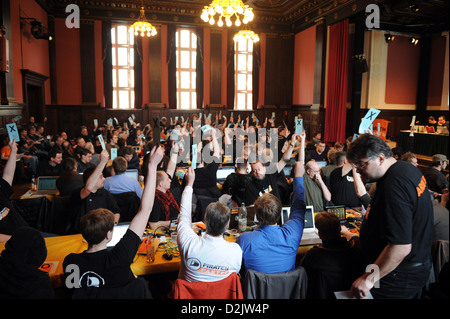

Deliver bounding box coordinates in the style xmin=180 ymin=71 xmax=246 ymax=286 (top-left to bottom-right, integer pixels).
xmin=316 ymin=161 xmax=328 ymax=168
xmin=107 ymin=223 xmax=130 ymax=248
xmin=30 ymin=176 xmax=59 ymax=195
xmin=125 ymin=169 xmax=139 ymax=181
xmin=425 ymin=126 xmax=435 ymax=133
xmin=326 ymin=205 xmax=355 ymax=229
xmin=280 ymin=205 xmax=320 ymax=240
xmin=437 ymin=126 xmax=449 ymax=135
xmin=216 ymin=166 xmax=235 ymax=183
xmin=302 ymin=206 xmax=320 ymax=240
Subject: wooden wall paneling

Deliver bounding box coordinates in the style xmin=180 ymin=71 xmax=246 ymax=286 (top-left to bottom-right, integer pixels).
xmin=313 ymin=20 xmax=327 ymax=107
xmin=48 ymin=16 xmax=58 ymax=105
xmin=57 ymin=105 xmax=82 ymax=138
xmin=210 ymin=31 xmax=222 ymax=105
xmin=102 ymin=20 xmax=112 ymax=108
xmin=80 ymin=20 xmax=97 ymax=104
xmin=44 ymin=104 xmax=59 ymax=135
xmin=148 ymin=30 xmax=162 ymax=104
xmin=264 ymin=34 xmax=294 ymax=106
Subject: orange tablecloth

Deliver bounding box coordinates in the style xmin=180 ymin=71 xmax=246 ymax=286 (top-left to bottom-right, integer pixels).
xmin=0 ymin=233 xmax=180 ymax=288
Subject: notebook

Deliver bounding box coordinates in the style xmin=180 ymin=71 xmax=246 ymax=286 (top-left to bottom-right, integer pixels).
xmin=125 ymin=169 xmax=139 ymax=181
xmin=107 ymin=223 xmax=130 ymax=248
xmin=30 ymin=176 xmax=59 ymax=195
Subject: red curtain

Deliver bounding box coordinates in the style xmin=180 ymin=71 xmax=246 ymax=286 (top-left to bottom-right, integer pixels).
xmin=324 ymin=19 xmax=348 ymax=144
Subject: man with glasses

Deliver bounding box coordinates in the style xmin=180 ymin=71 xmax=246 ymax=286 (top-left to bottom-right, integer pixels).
xmin=346 ymin=134 xmax=434 ymax=299
xmin=303 ymin=160 xmax=332 ymax=213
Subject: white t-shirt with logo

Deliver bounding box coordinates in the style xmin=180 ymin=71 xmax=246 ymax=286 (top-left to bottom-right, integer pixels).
xmin=177 ymin=186 xmax=242 ymax=282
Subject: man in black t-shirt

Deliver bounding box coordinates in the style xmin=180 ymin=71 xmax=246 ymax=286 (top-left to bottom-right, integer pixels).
xmin=69 ymin=150 xmax=120 ymax=233
xmin=244 ymin=161 xmax=282 ymax=206
xmin=347 ymin=134 xmax=434 ymax=299
xmin=36 ymin=148 xmax=63 ymax=177
xmin=329 ymin=160 xmax=360 ymax=208
xmin=63 ymin=145 xmax=164 ymax=298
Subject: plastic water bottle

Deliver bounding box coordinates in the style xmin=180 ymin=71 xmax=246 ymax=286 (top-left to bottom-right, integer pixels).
xmin=238 ymin=203 xmax=247 ymax=232
xmin=31 ymin=175 xmax=36 ymax=191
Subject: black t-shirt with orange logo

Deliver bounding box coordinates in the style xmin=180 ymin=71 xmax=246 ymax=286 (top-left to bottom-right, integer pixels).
xmin=360 ymin=161 xmax=434 ymax=264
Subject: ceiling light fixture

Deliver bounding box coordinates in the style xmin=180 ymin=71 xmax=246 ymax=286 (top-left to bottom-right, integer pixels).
xmin=233 ymin=29 xmax=259 ymax=43
xmin=201 ymin=0 xmax=254 ymax=27
xmin=129 ymin=2 xmax=157 ymax=37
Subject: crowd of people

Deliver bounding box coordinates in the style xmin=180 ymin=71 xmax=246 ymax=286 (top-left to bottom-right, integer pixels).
xmin=0 ymin=113 xmax=448 ymax=300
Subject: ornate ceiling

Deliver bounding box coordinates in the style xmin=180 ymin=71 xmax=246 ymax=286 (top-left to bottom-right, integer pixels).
xmin=38 ymin=0 xmax=448 ymax=34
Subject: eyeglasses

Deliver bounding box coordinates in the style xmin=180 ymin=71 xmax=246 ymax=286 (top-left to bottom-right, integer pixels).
xmin=354 ymin=159 xmax=372 ymax=170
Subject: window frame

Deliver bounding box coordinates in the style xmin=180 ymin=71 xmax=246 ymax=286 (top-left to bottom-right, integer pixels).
xmin=111 ymin=23 xmax=135 ymax=109
xmin=234 ymin=37 xmax=253 ymax=110
xmin=175 ymin=28 xmax=197 ymax=110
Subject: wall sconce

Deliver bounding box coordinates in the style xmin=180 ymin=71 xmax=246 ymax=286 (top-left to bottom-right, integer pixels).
xmin=384 ymin=33 xmax=395 ymax=43
xmin=30 ymin=20 xmax=53 ymax=40
xmin=21 ymin=18 xmax=53 ymax=41
xmin=409 ymin=37 xmax=419 ymax=45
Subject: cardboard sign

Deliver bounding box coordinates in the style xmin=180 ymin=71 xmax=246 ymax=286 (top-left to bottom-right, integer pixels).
xmin=6 ymin=123 xmax=19 ymax=142
xmin=359 ymin=108 xmax=380 ymax=134
xmin=191 ymin=144 xmax=198 ymax=169
xmin=98 ymin=135 xmax=106 ymax=150
xmin=111 ymin=148 xmax=117 ymax=160
xmin=151 ymin=117 xmax=161 ymax=145
xmin=295 ymin=119 xmax=303 ymax=135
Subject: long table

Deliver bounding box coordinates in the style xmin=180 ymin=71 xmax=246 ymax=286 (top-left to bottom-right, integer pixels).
xmin=0 ymin=230 xmax=321 ymax=289
xmin=0 ymin=233 xmax=179 ymax=288
xmin=398 ymin=130 xmax=449 ymax=157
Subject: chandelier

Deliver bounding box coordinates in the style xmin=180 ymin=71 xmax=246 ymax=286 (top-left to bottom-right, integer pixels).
xmin=201 ymin=0 xmax=255 ymax=27
xmin=233 ymin=29 xmax=259 ymax=42
xmin=129 ymin=5 xmax=157 ymax=37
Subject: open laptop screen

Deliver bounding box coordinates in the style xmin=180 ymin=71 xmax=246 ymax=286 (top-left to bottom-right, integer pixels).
xmin=107 ymin=223 xmax=130 ymax=247
xmin=216 ymin=166 xmax=235 ymax=181
xmin=326 ymin=205 xmax=346 ymax=221
xmin=281 ymin=205 xmax=315 ymax=229
xmin=125 ymin=169 xmax=139 ymax=181
xmin=37 ymin=176 xmax=58 ymax=190
xmin=303 ymin=206 xmax=315 ymax=230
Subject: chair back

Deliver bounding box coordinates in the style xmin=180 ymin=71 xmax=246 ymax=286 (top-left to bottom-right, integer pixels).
xmin=432 ymin=240 xmax=449 ymax=279
xmin=169 ymin=272 xmax=243 ymax=299
xmin=112 ymin=192 xmax=141 ymax=223
xmin=49 ymin=195 xmax=72 ymax=235
xmin=243 ymin=267 xmax=308 ymax=299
